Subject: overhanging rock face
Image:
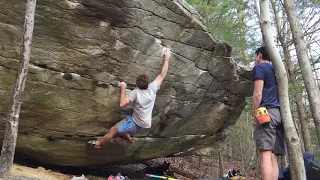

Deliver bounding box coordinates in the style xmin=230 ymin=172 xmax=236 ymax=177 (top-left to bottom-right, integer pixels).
xmin=0 ymin=0 xmax=252 ymax=166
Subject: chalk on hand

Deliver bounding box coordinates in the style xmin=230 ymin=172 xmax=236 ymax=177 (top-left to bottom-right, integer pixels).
xmin=161 ymin=47 xmax=171 ymax=56
xmin=161 ymin=47 xmax=167 ymax=56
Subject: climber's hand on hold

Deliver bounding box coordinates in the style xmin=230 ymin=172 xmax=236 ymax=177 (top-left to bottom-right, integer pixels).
xmin=163 ymin=48 xmax=171 ymax=62
xmin=119 ymin=82 xmax=127 ymax=90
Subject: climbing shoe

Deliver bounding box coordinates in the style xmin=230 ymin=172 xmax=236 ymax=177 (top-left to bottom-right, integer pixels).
xmin=87 ymin=140 xmax=101 ymax=148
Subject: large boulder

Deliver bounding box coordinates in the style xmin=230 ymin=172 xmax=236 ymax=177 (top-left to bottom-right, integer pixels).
xmin=0 ymin=0 xmax=252 ymax=166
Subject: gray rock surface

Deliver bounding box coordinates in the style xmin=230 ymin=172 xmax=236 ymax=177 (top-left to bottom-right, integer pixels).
xmin=0 ymin=0 xmax=253 ymax=166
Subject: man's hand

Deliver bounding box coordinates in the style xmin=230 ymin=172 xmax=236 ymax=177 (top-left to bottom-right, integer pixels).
xmin=119 ymin=82 xmax=127 ymax=89
xmin=164 ymin=48 xmax=171 ymax=61
xmin=155 ymin=47 xmax=171 ymax=86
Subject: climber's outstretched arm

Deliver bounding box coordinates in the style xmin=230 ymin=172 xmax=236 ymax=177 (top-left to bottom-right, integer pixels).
xmin=155 ymin=48 xmax=171 ymax=86
xmin=119 ymin=82 xmax=130 ymax=108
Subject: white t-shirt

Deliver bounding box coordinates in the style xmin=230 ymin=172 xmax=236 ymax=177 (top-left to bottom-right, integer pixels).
xmin=127 ymin=80 xmax=160 ymax=128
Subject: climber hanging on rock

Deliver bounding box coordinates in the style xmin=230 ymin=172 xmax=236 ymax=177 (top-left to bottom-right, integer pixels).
xmin=87 ymin=48 xmax=171 ymax=148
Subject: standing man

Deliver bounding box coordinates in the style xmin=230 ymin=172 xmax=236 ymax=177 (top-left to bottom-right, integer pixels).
xmin=88 ymin=48 xmax=171 ymax=148
xmin=252 ymin=46 xmax=287 ymax=180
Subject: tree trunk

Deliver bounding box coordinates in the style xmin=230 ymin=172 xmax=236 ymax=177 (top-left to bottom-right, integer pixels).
xmin=279 ymin=3 xmax=313 ymax=153
xmin=198 ymin=156 xmax=203 ymax=169
xmin=0 ymin=0 xmax=37 ymax=178
xmin=311 ymin=54 xmax=320 ymax=89
xmin=227 ymin=143 xmax=232 ymax=161
xmin=249 ymin=148 xmax=257 ymax=169
xmin=239 ymin=121 xmax=245 ymax=171
xmin=255 ymin=148 xmax=260 ymax=179
xmin=249 ymin=113 xmax=257 ymax=170
xmin=271 ymin=0 xmax=312 ymax=153
xmin=284 ymin=0 xmax=320 ymax=144
xmin=283 ymin=43 xmax=311 ymax=152
xmin=219 ymin=143 xmax=224 ymax=177
xmin=259 ymin=0 xmax=306 ymax=180
xmin=236 ymin=0 xmax=249 ymax=65
xmin=254 ymin=0 xmax=261 ymax=18
xmin=291 ymin=108 xmax=305 ymax=152
xmin=280 ymin=155 xmax=289 ymax=169
xmin=296 ymin=100 xmax=312 ymax=151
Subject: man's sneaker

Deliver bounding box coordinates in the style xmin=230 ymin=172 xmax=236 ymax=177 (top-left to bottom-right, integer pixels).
xmin=87 ymin=140 xmax=101 ymax=148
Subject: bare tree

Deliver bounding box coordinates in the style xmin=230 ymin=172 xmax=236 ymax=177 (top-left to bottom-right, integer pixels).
xmin=218 ymin=143 xmax=224 ymax=177
xmin=0 ymin=0 xmax=37 ymax=178
xmin=236 ymin=0 xmax=249 ymax=65
xmin=254 ymin=148 xmax=260 ymax=179
xmin=284 ymin=0 xmax=320 ymax=144
xmin=271 ymin=0 xmax=313 ymax=153
xmin=239 ymin=121 xmax=245 ymax=171
xmin=259 ymin=0 xmax=306 ymax=179
xmin=254 ymin=0 xmax=261 ymax=18
xmin=280 ymin=155 xmax=289 ymax=169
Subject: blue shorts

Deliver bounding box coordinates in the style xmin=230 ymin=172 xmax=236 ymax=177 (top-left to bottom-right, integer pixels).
xmin=118 ymin=116 xmax=141 ymax=135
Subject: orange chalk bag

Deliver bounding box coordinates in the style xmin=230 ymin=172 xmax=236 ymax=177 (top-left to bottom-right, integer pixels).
xmin=255 ymin=107 xmax=271 ymax=126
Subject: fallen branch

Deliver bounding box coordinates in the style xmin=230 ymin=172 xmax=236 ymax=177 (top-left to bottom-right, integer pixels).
xmin=168 ymin=165 xmax=198 ymax=179
xmin=143 ymin=159 xmax=199 ymax=179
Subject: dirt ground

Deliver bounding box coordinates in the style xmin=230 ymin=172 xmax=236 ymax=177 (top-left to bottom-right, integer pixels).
xmin=11 ymin=164 xmax=71 ymax=180
xmin=10 ymin=155 xmax=256 ymax=180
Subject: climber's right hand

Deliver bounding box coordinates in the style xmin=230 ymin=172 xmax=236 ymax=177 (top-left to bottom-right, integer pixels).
xmin=119 ymin=82 xmax=127 ymax=89
xmin=164 ymin=48 xmax=171 ymax=61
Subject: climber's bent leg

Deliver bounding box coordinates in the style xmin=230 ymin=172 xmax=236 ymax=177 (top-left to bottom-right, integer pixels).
xmin=89 ymin=116 xmax=140 ymax=148
xmin=118 ymin=115 xmax=141 ymax=143
xmin=95 ymin=119 xmax=124 ymax=147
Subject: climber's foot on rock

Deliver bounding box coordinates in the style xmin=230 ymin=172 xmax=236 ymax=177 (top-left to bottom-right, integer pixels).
xmin=87 ymin=140 xmax=101 ymax=148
